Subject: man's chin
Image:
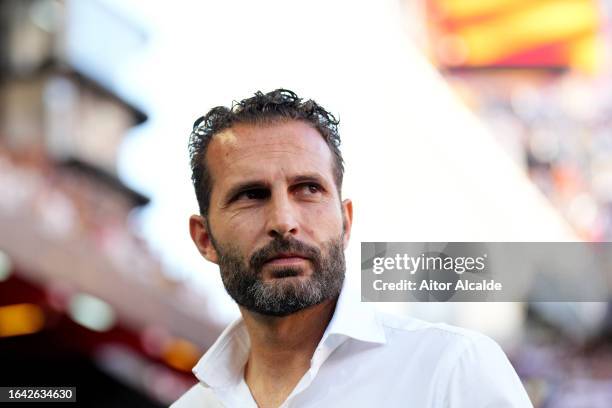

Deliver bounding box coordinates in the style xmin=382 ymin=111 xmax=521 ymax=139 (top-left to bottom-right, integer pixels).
xmin=236 ymin=278 xmax=327 ymax=317
xmin=264 ymin=273 xmax=312 ymax=285
xmin=258 ymin=275 xmax=314 ymax=295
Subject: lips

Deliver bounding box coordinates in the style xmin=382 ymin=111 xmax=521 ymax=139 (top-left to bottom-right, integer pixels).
xmin=248 ymin=238 xmax=320 ymax=272
xmin=264 ymin=253 xmax=310 ymax=265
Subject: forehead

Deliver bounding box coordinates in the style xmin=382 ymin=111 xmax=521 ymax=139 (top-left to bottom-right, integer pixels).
xmin=205 ymin=120 xmax=335 ymax=188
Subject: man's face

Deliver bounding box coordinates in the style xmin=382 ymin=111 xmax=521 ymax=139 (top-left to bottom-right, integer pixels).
xmin=192 ymin=120 xmax=352 ymax=316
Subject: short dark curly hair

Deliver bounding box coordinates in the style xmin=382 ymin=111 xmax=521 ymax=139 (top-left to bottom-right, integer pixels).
xmin=189 ymin=89 xmax=344 ymax=215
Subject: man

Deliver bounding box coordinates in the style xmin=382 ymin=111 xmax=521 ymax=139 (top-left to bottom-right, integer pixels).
xmin=172 ymin=89 xmax=532 ymax=407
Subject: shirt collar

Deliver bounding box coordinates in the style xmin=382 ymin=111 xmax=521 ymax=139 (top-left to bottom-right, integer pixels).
xmin=192 ymin=281 xmax=387 ymax=389
xmin=193 ymin=317 xmax=250 ymax=388
xmin=321 ymin=281 xmax=387 ymax=345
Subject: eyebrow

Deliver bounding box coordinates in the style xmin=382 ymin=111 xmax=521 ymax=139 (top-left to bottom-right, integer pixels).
xmin=222 ymin=173 xmax=328 ymax=204
xmin=289 ymin=173 xmax=326 ymax=185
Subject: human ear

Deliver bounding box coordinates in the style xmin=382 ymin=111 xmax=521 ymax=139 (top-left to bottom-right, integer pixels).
xmin=189 ymin=214 xmax=219 ymax=264
xmin=341 ymin=199 xmax=353 ymax=249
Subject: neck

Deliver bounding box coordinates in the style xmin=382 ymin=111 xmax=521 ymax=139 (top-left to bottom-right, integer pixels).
xmin=243 ymin=297 xmax=337 ymax=355
xmin=240 ymin=297 xmax=338 ymax=387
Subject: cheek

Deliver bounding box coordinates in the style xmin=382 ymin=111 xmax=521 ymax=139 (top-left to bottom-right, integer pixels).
xmin=223 ymin=213 xmax=265 ymax=247
xmin=303 ymin=204 xmax=344 ymax=238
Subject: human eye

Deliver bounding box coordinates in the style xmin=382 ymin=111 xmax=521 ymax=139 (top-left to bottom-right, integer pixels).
xmin=296 ymin=182 xmax=323 ymax=197
xmin=235 ymin=188 xmax=269 ymax=201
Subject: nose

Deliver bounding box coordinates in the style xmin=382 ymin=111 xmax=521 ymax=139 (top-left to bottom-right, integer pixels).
xmin=266 ymin=191 xmax=299 ymax=239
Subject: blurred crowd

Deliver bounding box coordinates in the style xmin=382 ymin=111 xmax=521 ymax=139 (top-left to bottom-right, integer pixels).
xmin=449 ymin=72 xmax=612 ymax=241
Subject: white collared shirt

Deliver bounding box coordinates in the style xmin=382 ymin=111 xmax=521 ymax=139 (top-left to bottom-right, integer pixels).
xmin=171 ymin=286 xmax=533 ymax=407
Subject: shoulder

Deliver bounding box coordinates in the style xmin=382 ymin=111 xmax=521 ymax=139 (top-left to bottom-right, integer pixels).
xmin=170 ymin=384 xmax=223 ymax=408
xmin=376 ymin=310 xmax=497 ymax=354
xmin=374 ymin=311 xmax=532 ymax=407
xmin=376 ymin=310 xmax=518 ymax=373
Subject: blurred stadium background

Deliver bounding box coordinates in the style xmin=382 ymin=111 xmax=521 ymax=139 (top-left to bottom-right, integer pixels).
xmin=1 ymin=0 xmax=612 ymax=406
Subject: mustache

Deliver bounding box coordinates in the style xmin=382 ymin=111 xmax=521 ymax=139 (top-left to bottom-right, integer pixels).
xmin=249 ymin=237 xmax=322 ymax=271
